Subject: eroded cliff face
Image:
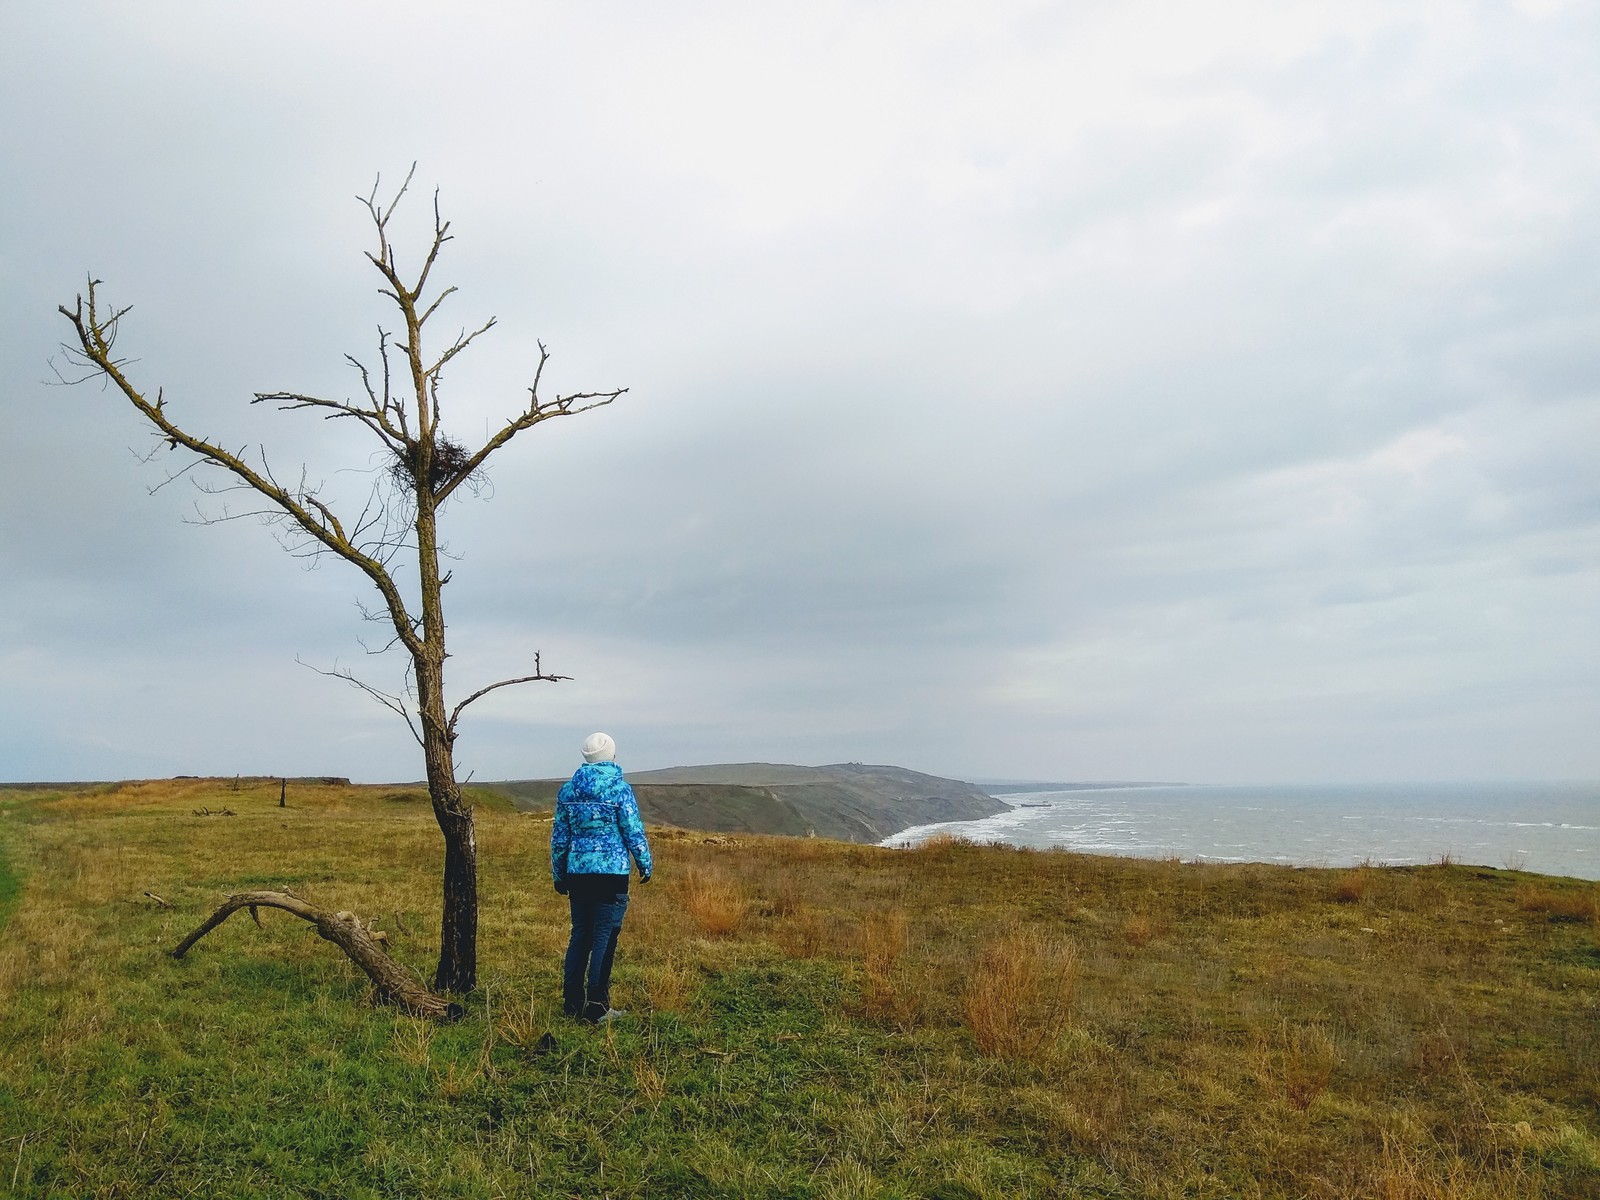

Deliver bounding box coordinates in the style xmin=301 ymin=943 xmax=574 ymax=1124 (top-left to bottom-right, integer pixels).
xmin=487 ymin=762 xmax=1006 ymax=843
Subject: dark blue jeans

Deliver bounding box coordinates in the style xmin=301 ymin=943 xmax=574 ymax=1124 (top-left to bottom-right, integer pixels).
xmin=563 ymin=891 xmax=629 ymax=1020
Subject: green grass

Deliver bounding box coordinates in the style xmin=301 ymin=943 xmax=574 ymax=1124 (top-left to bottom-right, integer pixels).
xmin=0 ymin=846 xmax=19 ymax=935
xmin=0 ymin=778 xmax=1597 ymax=1197
xmin=0 ymin=789 xmax=32 ymax=935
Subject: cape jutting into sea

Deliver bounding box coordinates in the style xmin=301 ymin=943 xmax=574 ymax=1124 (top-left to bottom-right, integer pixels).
xmin=882 ymin=781 xmax=1600 ymax=881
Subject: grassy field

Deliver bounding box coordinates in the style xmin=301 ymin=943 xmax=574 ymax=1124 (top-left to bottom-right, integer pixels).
xmin=0 ymin=777 xmax=1596 ymax=1198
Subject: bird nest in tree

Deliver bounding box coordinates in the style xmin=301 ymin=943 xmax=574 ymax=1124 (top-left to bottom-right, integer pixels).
xmin=391 ymin=437 xmax=479 ymax=494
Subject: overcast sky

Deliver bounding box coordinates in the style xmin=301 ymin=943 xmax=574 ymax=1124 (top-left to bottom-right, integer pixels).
xmin=2 ymin=1 xmax=1596 ymax=785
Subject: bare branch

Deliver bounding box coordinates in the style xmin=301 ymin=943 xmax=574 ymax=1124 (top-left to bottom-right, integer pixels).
xmin=434 ymin=343 xmax=626 ymax=503
xmin=57 ymin=281 xmax=423 ymax=657
xmin=446 ymin=653 xmax=571 ymax=737
xmin=378 ymin=331 xmax=407 ymax=439
xmin=298 ymin=657 xmax=424 ymax=748
xmin=303 ymin=493 xmax=348 ymax=544
xmin=360 ymin=163 xmax=417 ymax=246
xmin=417 ymin=284 xmax=458 ymax=328
xmin=144 ymin=454 xmax=207 ymax=496
xmin=251 ymin=389 xmax=405 ymax=451
xmin=361 ymin=171 xmax=420 ymax=307
xmin=412 ymin=187 xmax=453 ymax=301
xmin=426 ymin=317 xmax=497 ymax=379
xmin=356 ymin=624 xmax=409 ymax=655
xmin=347 ymin=352 xmax=380 ymax=408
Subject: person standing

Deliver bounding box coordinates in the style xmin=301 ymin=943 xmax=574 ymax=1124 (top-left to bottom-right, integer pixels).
xmin=551 ymin=731 xmax=653 ymax=1023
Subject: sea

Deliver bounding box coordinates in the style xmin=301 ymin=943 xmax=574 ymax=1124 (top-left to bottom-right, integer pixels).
xmin=880 ymin=781 xmax=1600 ymax=881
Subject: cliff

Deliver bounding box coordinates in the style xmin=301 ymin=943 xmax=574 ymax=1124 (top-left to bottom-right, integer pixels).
xmin=481 ymin=761 xmax=1006 ymax=843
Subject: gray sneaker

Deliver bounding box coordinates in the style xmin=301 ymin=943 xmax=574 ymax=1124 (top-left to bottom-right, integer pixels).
xmin=581 ymin=1002 xmax=625 ymax=1025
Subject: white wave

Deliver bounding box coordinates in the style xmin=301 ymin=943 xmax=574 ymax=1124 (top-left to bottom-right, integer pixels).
xmin=881 ymin=781 xmax=1600 ymax=879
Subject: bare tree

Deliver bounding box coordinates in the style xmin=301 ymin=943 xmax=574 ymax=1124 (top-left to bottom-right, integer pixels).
xmin=57 ymin=168 xmax=624 ymax=994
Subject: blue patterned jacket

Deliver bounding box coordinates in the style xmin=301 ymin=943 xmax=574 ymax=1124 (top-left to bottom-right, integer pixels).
xmin=551 ymin=761 xmax=653 ymax=886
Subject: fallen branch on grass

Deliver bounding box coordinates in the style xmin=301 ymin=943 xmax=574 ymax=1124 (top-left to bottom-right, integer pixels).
xmin=170 ymin=890 xmax=462 ymax=1021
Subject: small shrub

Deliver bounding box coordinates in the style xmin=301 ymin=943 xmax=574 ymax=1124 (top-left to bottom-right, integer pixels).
xmin=1123 ymin=913 xmax=1155 ymax=947
xmin=769 ymin=877 xmax=803 ymax=918
xmin=1406 ymin=1026 xmax=1457 ymax=1077
xmin=861 ymin=907 xmax=908 ymax=977
xmin=1333 ymin=868 xmax=1371 ymax=904
xmin=681 ymin=866 xmax=746 ymax=936
xmin=962 ymin=928 xmax=1078 ymax=1059
xmin=1516 ymin=885 xmax=1598 ymax=924
xmin=380 ymin=790 xmax=428 ymax=804
xmin=1259 ymin=1021 xmax=1338 ymax=1111
xmin=493 ymin=990 xmax=547 ymax=1051
xmin=860 ymin=907 xmax=910 ymax=1020
xmin=777 ymin=907 xmax=826 ymax=959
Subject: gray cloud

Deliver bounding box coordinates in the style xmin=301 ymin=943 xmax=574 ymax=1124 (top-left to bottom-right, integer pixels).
xmin=2 ymin=0 xmax=1596 ymax=784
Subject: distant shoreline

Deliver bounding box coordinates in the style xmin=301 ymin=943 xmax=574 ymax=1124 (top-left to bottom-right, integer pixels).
xmin=883 ymin=779 xmax=1600 ymax=881
xmin=976 ymin=781 xmax=1186 ymax=795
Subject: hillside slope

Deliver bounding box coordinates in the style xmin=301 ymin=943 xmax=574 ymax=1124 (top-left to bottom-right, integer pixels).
xmin=482 ymin=762 xmax=1005 ymax=843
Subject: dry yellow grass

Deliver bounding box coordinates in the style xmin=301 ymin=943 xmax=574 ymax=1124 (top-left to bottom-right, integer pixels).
xmin=1516 ymin=883 xmax=1598 ymax=924
xmin=1122 ymin=911 xmax=1156 ymax=947
xmin=858 ymin=906 xmax=910 ymax=1021
xmin=645 ymin=953 xmax=695 ymax=1012
xmin=961 ymin=925 xmax=1079 ymax=1060
xmin=860 ymin=906 xmax=907 ymax=977
xmin=776 ymin=906 xmax=826 ymax=958
xmin=678 ymin=864 xmax=747 ymax=936
xmin=1376 ymin=1129 xmax=1545 ymax=1200
xmin=912 ymin=831 xmax=972 ymax=853
xmin=1257 ymin=1020 xmax=1339 ymax=1111
xmin=1333 ymin=865 xmax=1374 ymax=903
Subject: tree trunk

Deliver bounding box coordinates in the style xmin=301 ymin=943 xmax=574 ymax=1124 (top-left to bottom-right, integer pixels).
xmin=425 ymin=717 xmax=477 ymax=994
xmin=416 ymin=642 xmax=476 ymax=994
xmin=171 ymin=890 xmax=462 ymax=1021
xmin=433 ymin=800 xmax=478 ymax=993
xmin=411 ymin=428 xmax=480 ymax=995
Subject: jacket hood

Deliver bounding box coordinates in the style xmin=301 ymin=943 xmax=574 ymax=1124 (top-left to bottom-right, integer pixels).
xmin=568 ymin=760 xmax=623 ymax=797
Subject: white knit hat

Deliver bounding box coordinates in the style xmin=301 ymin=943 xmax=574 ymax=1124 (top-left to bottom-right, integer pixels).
xmin=581 ymin=731 xmax=617 ymax=763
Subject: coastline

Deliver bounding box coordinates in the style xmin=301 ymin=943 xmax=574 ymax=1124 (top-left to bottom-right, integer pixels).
xmin=882 ymin=781 xmax=1600 ymax=881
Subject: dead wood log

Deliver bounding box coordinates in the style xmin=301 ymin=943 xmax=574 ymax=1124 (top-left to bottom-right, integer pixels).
xmin=170 ymin=890 xmax=462 ymax=1021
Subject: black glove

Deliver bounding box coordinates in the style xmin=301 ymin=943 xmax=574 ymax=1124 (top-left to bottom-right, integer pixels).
xmin=554 ymin=880 xmax=568 ymax=896
xmin=639 ymin=872 xmax=652 ymax=885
